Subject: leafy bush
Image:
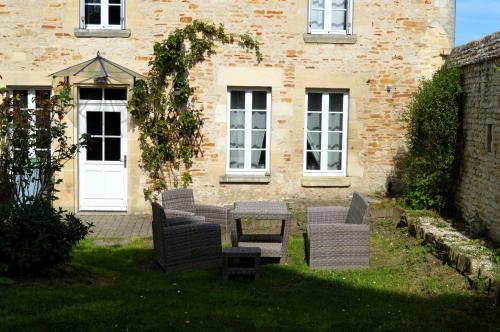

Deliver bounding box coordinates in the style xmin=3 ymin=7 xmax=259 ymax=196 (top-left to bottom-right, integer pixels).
xmin=401 ymin=63 xmax=463 ymax=211
xmin=0 ymin=201 xmax=91 ymax=274
xmin=0 ymin=83 xmax=91 ymax=274
xmin=0 ymin=263 xmax=13 ymax=286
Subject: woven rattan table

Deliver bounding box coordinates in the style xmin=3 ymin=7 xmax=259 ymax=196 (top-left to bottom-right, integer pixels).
xmin=231 ymin=201 xmax=291 ymax=263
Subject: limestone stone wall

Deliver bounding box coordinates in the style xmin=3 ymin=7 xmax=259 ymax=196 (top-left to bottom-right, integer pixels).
xmin=0 ymin=0 xmax=455 ymax=213
xmin=450 ymin=32 xmax=500 ymax=243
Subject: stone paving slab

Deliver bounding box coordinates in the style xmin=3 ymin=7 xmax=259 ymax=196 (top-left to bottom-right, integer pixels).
xmin=78 ymin=214 xmax=152 ymax=238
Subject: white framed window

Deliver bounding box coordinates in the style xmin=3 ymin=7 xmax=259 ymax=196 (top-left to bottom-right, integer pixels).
xmin=9 ymin=88 xmax=52 ymax=153
xmin=303 ymin=91 xmax=349 ymax=176
xmin=227 ymin=88 xmax=271 ymax=175
xmin=80 ymin=0 xmax=125 ymax=30
xmin=8 ymin=88 xmax=52 ymax=200
xmin=308 ymin=0 xmax=353 ymax=35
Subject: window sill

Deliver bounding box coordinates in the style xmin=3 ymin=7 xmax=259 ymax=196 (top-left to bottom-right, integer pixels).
xmin=301 ymin=176 xmax=351 ymax=187
xmin=303 ymin=33 xmax=357 ymax=44
xmin=219 ymin=175 xmax=271 ymax=184
xmin=74 ymin=29 xmax=131 ymax=38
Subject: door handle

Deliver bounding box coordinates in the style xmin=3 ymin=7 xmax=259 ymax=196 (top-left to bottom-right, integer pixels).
xmin=123 ymin=155 xmax=127 ymax=168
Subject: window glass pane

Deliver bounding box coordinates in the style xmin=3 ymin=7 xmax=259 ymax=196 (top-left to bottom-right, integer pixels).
xmin=86 ymin=0 xmax=101 ymax=3
xmin=230 ymin=111 xmax=245 ymax=129
xmin=329 ymin=93 xmax=343 ymax=112
xmin=251 ymin=150 xmax=266 ymax=169
xmin=87 ymin=112 xmax=103 ymax=135
xmin=105 ymin=112 xmax=121 ymax=136
xmin=85 ymin=4 xmax=101 ymax=25
xmin=80 ymin=88 xmax=102 ymax=100
xmin=104 ymin=89 xmax=127 ymax=100
xmin=328 ymin=133 xmax=342 ymax=150
xmin=109 ymin=5 xmax=121 ymax=25
xmin=306 ymin=132 xmax=321 ymax=151
xmin=109 ymin=0 xmax=120 ymax=3
xmin=331 ymin=0 xmax=346 ymax=8
xmin=13 ymin=90 xmax=28 ymax=108
xmin=105 ymin=138 xmax=121 ymax=161
xmin=230 ymin=131 xmax=244 ymax=148
xmin=308 ymin=93 xmax=322 ymax=112
xmin=307 ymin=113 xmax=321 ymax=131
xmin=310 ymin=10 xmax=324 ymax=30
xmin=312 ymin=0 xmax=325 ymax=8
xmin=331 ymin=11 xmax=346 ymax=30
xmin=252 ymin=111 xmax=266 ymax=129
xmin=328 ymin=113 xmax=343 ymax=131
xmin=35 ymin=109 xmax=51 ymax=149
xmin=251 ymin=131 xmax=266 ymax=149
xmin=13 ymin=110 xmax=29 ymax=149
xmin=229 ymin=150 xmax=244 ymax=169
xmin=252 ymin=91 xmax=267 ymax=110
xmin=87 ymin=137 xmax=102 ymax=161
xmin=230 ymin=91 xmax=245 ymax=110
xmin=327 ymin=152 xmax=342 ymax=170
xmin=306 ymin=151 xmax=321 ymax=170
xmin=35 ymin=90 xmax=50 ymax=109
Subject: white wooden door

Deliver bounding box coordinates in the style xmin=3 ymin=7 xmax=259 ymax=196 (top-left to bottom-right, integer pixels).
xmin=78 ymin=88 xmax=128 ymax=211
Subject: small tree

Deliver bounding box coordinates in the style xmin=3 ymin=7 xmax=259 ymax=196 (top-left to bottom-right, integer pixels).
xmin=401 ymin=63 xmax=463 ymax=211
xmin=0 ymin=83 xmax=92 ymax=274
xmin=129 ymin=20 xmax=262 ymax=200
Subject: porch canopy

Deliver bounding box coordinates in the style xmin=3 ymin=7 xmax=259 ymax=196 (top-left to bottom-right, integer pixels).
xmin=50 ymin=52 xmax=146 ymax=84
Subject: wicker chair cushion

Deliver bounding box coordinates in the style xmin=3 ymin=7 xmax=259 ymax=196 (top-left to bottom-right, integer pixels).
xmin=345 ymin=192 xmax=370 ymax=225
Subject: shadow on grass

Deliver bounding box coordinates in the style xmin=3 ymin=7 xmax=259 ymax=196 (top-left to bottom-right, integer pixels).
xmin=1 ymin=238 xmax=498 ymax=332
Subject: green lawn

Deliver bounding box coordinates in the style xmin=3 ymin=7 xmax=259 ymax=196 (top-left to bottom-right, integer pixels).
xmin=0 ymin=218 xmax=497 ymax=332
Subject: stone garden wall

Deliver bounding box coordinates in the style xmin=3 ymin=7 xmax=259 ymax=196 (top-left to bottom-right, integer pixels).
xmin=450 ymin=32 xmax=500 ymax=243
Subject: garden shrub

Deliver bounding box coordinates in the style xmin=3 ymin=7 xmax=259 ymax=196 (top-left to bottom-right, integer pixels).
xmin=0 ymin=201 xmax=90 ymax=274
xmin=0 ymin=263 xmax=13 ymax=286
xmin=402 ymin=63 xmax=463 ymax=211
xmin=0 ymin=83 xmax=92 ymax=275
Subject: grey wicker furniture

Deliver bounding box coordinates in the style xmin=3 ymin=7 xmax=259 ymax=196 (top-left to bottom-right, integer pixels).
xmin=223 ymin=247 xmax=261 ymax=280
xmin=306 ymin=192 xmax=370 ymax=270
xmin=162 ymin=189 xmax=231 ymax=243
xmin=231 ymin=201 xmax=291 ymax=264
xmin=151 ymin=202 xmax=222 ymax=272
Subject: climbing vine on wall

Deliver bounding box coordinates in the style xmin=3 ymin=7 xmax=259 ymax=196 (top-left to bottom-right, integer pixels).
xmin=129 ymin=20 xmax=262 ymax=200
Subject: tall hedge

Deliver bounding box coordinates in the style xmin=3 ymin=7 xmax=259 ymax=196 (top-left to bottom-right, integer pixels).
xmin=402 ymin=63 xmax=463 ymax=211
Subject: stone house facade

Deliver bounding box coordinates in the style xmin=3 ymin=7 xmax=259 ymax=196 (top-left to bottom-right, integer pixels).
xmin=0 ymin=0 xmax=455 ymax=214
xmin=450 ymin=32 xmax=500 ymax=243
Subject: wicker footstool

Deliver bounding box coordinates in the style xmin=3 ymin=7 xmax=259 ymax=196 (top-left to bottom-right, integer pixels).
xmin=223 ymin=247 xmax=261 ymax=280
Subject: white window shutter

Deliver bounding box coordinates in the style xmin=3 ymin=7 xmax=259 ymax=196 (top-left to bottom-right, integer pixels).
xmin=79 ymin=0 xmax=85 ymax=29
xmin=307 ymin=0 xmax=312 ymax=33
xmin=120 ymin=0 xmax=126 ymax=29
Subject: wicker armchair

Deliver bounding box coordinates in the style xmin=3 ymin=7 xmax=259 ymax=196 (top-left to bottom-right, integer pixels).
xmin=162 ymin=189 xmax=230 ymax=243
xmin=151 ymin=202 xmax=222 ymax=272
xmin=306 ymin=192 xmax=370 ymax=270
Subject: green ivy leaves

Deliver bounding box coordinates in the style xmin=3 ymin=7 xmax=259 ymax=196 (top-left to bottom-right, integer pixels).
xmin=129 ymin=20 xmax=262 ymax=200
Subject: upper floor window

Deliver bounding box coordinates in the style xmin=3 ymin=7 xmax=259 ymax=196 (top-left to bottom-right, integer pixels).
xmin=308 ymin=0 xmax=353 ymax=35
xmin=227 ymin=89 xmax=271 ymax=175
xmin=80 ymin=0 xmax=125 ymax=29
xmin=304 ymin=91 xmax=349 ymax=176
